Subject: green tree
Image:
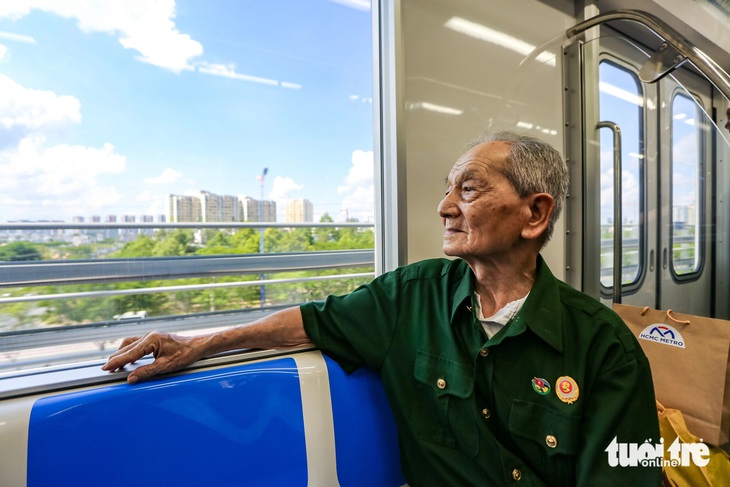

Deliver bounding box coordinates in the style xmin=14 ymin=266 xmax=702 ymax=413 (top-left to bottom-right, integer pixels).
xmin=152 ymin=229 xmax=196 ymax=256
xmin=0 ymin=242 xmax=42 ymax=261
xmin=314 ymin=213 xmax=340 ymax=246
xmin=230 ymin=228 xmax=260 ymax=253
xmin=116 ymin=235 xmax=155 ymax=258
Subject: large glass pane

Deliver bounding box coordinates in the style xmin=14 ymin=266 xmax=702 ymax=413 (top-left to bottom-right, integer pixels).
xmin=671 ymin=93 xmax=703 ymax=275
xmin=598 ymin=61 xmax=644 ymax=288
xmin=0 ymin=1 xmax=375 ymax=367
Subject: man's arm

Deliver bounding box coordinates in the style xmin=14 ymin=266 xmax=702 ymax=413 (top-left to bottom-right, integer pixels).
xmin=102 ymin=307 xmax=311 ymax=384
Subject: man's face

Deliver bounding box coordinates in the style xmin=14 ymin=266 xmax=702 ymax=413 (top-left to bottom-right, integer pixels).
xmin=725 ymin=107 xmax=730 ymax=134
xmin=437 ymin=141 xmax=530 ymax=262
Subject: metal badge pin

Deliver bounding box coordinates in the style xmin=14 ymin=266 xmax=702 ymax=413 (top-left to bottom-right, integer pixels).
xmin=531 ymin=377 xmax=551 ymax=395
xmin=555 ymin=376 xmax=579 ymax=404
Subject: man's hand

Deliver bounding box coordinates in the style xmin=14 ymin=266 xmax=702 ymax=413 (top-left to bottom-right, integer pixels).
xmin=102 ymin=307 xmax=309 ymax=384
xmin=102 ymin=331 xmax=205 ymax=384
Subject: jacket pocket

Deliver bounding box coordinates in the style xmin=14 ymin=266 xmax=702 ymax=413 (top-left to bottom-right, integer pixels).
xmin=509 ymin=398 xmax=581 ymax=484
xmin=410 ymin=350 xmax=478 ymax=456
xmin=509 ymin=398 xmax=581 ymax=455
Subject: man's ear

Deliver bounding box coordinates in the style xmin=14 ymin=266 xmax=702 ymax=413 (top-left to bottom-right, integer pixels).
xmin=521 ymin=193 xmax=554 ymax=241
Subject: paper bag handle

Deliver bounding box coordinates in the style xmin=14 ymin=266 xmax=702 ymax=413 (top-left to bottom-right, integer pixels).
xmin=666 ymin=309 xmax=690 ymax=325
xmin=639 ymin=306 xmax=691 ymax=325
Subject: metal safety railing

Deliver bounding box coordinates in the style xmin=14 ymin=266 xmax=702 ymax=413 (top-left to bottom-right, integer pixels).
xmin=0 ymin=222 xmax=375 ymax=360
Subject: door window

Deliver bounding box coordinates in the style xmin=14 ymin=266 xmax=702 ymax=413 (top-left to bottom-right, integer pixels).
xmin=598 ymin=61 xmax=644 ymax=288
xmin=670 ymin=92 xmax=704 ymax=277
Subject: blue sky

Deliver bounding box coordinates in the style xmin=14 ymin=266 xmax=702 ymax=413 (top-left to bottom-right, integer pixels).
xmin=0 ymin=0 xmax=374 ymax=223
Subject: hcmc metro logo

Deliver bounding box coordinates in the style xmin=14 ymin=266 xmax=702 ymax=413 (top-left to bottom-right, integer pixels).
xmin=638 ymin=323 xmax=685 ymax=348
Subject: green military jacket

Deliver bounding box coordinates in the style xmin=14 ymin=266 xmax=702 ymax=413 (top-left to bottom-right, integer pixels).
xmin=301 ymin=256 xmax=661 ymax=486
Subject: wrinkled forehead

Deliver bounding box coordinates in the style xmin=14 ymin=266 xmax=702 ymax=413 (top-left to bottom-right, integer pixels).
xmin=447 ymin=141 xmax=511 ymax=180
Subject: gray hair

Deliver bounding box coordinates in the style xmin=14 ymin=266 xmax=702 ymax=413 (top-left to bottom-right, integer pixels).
xmin=464 ymin=130 xmax=569 ymax=245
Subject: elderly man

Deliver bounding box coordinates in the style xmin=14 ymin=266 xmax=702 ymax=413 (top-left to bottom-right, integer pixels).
xmin=104 ymin=131 xmax=660 ymax=486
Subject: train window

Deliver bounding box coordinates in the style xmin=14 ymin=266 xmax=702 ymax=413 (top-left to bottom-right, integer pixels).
xmin=598 ymin=61 xmax=644 ymax=288
xmin=0 ymin=1 xmax=375 ymax=370
xmin=670 ymin=92 xmax=703 ymax=276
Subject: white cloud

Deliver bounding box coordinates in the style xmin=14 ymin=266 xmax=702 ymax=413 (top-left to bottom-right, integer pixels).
xmin=0 ymin=67 xmax=131 ymax=219
xmin=340 ymin=184 xmax=374 ymax=222
xmin=269 ymin=176 xmax=303 ymax=203
xmin=342 ymin=149 xmax=373 ymax=189
xmin=144 ymin=168 xmax=182 ymax=185
xmin=136 ymin=190 xmax=155 ymax=202
xmin=673 ymin=132 xmax=698 ymax=167
xmin=0 ymin=31 xmax=36 ymax=44
xmin=198 ymin=62 xmax=302 ymax=89
xmin=337 ymin=149 xmax=374 ymax=221
xmin=136 ymin=190 xmax=166 ymax=216
xmin=599 ymin=164 xmax=640 ymax=224
xmin=0 ymin=2 xmax=296 ymax=87
xmin=328 ymin=0 xmax=371 ymax=11
xmin=0 ymin=74 xmax=81 ymax=137
xmin=198 ymin=62 xmax=278 ymax=87
xmin=0 ymin=135 xmax=126 ymax=216
xmin=280 ymin=81 xmax=301 ymax=90
xmin=0 ymin=44 xmax=6 ymax=62
xmin=0 ymin=0 xmax=202 ymax=73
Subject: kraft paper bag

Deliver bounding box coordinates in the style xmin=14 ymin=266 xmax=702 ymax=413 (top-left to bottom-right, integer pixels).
xmin=657 ymin=401 xmax=730 ymax=487
xmin=614 ymin=304 xmax=730 ymax=446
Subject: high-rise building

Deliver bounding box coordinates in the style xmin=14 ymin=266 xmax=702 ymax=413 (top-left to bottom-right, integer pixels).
xmin=222 ymin=195 xmax=239 ymax=222
xmin=168 ymin=192 xmax=275 ymax=223
xmin=240 ymin=197 xmax=276 ymax=222
xmin=261 ymin=200 xmax=277 ymax=222
xmin=198 ymin=191 xmax=222 ymax=222
xmin=286 ymin=198 xmax=313 ymax=223
xmin=168 ymin=194 xmax=202 ymax=222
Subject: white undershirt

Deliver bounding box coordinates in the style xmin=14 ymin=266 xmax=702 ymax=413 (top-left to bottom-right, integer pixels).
xmin=473 ymin=291 xmax=529 ymax=339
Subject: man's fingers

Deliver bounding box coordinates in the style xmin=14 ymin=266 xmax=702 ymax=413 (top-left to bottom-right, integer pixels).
xmin=126 ymin=361 xmax=163 ymax=384
xmin=102 ymin=331 xmax=197 ymax=383
xmin=102 ymin=336 xmax=153 ymax=371
xmin=119 ymin=336 xmax=141 ymax=349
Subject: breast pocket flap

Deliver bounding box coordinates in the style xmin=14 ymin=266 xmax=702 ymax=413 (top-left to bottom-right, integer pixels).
xmin=414 ymin=350 xmax=473 ymax=399
xmin=509 ymin=398 xmax=581 ymax=456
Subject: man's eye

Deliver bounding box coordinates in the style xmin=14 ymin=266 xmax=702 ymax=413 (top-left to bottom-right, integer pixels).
xmin=462 ymin=185 xmax=473 ymax=192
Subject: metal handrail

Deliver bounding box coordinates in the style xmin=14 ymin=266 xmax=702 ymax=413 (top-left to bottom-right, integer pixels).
xmin=0 ymin=250 xmax=375 ymax=287
xmin=0 ymin=221 xmax=376 ymax=363
xmin=0 ymin=221 xmax=373 ymax=230
xmin=0 ymin=272 xmax=373 ymax=305
xmin=566 ymin=9 xmax=730 ymax=101
xmin=597 ymin=121 xmax=623 ymax=304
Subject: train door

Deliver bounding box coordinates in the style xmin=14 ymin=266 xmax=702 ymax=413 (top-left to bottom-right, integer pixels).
xmin=657 ymin=71 xmax=715 ymax=314
xmin=566 ymin=28 xmax=723 ymax=317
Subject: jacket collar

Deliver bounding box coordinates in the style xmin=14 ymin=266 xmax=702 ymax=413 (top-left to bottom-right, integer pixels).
xmin=449 ymin=255 xmax=564 ymax=353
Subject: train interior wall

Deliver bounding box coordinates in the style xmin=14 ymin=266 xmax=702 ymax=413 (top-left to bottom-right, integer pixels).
xmin=400 ymin=0 xmax=572 ymax=279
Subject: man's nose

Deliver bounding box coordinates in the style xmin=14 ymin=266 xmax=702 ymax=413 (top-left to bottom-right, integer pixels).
xmin=438 ymin=191 xmax=458 ymax=218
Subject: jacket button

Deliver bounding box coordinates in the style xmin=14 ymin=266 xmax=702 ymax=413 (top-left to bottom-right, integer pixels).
xmin=479 ymin=348 xmax=489 ymax=357
xmin=481 ymin=408 xmax=491 ymax=419
xmin=546 ymin=435 xmax=557 ymax=448
xmin=512 ymin=468 xmax=522 ymax=480
xmin=436 ymin=378 xmax=446 ymax=389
